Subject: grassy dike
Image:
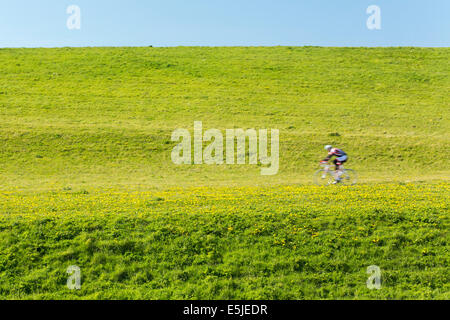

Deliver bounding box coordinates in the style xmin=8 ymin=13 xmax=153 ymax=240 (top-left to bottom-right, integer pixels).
xmin=0 ymin=47 xmax=448 ymax=299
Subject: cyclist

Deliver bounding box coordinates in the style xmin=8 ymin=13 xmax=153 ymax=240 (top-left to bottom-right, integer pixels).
xmin=320 ymin=145 xmax=348 ymax=183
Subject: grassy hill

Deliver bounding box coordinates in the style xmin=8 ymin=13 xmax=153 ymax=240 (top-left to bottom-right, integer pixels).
xmin=0 ymin=47 xmax=448 ymax=191
xmin=0 ymin=47 xmax=448 ymax=299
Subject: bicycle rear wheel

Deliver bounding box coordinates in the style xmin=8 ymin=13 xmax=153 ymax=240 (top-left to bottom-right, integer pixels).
xmin=340 ymin=169 xmax=358 ymax=185
xmin=313 ymin=169 xmax=335 ymax=186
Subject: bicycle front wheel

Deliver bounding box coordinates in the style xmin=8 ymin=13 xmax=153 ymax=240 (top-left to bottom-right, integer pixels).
xmin=340 ymin=169 xmax=358 ymax=186
xmin=313 ymin=169 xmax=335 ymax=186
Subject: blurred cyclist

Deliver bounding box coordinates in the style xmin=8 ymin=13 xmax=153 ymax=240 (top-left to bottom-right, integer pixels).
xmin=320 ymin=145 xmax=348 ymax=183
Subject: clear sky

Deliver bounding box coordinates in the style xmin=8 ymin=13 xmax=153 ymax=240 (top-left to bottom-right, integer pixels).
xmin=0 ymin=0 xmax=448 ymax=47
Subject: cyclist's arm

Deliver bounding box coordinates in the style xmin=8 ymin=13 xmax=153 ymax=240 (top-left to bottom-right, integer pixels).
xmin=321 ymin=150 xmax=335 ymax=162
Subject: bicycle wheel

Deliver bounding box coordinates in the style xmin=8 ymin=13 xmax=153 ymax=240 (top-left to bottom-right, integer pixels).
xmin=340 ymin=169 xmax=358 ymax=186
xmin=313 ymin=169 xmax=335 ymax=186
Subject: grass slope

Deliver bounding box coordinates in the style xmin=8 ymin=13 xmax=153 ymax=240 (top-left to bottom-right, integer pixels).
xmin=0 ymin=47 xmax=448 ymax=299
xmin=0 ymin=47 xmax=448 ymax=190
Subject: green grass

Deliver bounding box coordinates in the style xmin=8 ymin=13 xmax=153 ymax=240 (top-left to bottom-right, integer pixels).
xmin=0 ymin=47 xmax=448 ymax=190
xmin=0 ymin=184 xmax=448 ymax=299
xmin=0 ymin=47 xmax=448 ymax=299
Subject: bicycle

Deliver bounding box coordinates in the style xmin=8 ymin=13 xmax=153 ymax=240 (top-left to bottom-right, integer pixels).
xmin=313 ymin=164 xmax=358 ymax=186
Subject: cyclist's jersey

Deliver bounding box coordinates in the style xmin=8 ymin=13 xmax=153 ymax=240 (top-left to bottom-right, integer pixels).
xmin=322 ymin=148 xmax=347 ymax=162
xmin=328 ymin=148 xmax=346 ymax=157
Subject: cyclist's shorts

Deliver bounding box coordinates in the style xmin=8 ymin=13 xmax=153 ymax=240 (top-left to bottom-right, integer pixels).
xmin=335 ymin=155 xmax=348 ymax=165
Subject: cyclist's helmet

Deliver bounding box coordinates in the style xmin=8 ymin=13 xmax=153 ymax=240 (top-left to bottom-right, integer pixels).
xmin=325 ymin=145 xmax=332 ymax=151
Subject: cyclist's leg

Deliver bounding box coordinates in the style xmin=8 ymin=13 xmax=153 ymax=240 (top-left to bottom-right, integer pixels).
xmin=335 ymin=156 xmax=347 ymax=181
xmin=333 ymin=159 xmax=341 ymax=180
xmin=333 ymin=159 xmax=340 ymax=171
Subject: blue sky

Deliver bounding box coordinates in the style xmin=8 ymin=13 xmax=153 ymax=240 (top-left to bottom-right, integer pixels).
xmin=0 ymin=0 xmax=448 ymax=47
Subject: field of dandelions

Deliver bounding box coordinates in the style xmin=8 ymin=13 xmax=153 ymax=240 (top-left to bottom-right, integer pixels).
xmin=1 ymin=183 xmax=448 ymax=299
